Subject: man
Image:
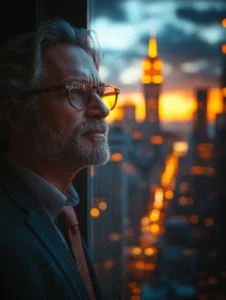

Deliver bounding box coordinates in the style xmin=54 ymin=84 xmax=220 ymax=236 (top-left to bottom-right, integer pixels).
xmin=0 ymin=18 xmax=119 ymax=299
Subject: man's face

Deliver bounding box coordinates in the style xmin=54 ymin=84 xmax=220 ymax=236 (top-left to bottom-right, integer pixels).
xmin=27 ymin=44 xmax=110 ymax=168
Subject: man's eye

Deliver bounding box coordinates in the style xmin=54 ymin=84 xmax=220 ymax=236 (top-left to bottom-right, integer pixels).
xmin=70 ymin=88 xmax=82 ymax=94
xmin=71 ymin=84 xmax=89 ymax=94
xmin=98 ymin=87 xmax=105 ymax=97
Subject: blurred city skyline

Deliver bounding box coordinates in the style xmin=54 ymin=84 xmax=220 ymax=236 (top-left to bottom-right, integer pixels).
xmin=91 ymin=0 xmax=226 ymax=128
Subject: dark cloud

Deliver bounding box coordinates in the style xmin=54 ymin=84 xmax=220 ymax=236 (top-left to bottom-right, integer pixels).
xmin=91 ymin=0 xmax=126 ymax=22
xmin=139 ymin=23 xmax=223 ymax=65
xmin=176 ymin=6 xmax=226 ymax=25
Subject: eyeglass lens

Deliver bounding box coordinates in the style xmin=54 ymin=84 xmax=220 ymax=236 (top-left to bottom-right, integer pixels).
xmin=69 ymin=83 xmax=117 ymax=110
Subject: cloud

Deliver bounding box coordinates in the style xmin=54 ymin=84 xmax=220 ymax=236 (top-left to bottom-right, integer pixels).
xmin=119 ymin=60 xmax=142 ymax=85
xmin=176 ymin=5 xmax=226 ymax=25
xmin=180 ymin=60 xmax=209 ymax=74
xmin=91 ymin=18 xmax=139 ymax=51
xmin=91 ymin=0 xmax=126 ymax=22
xmin=91 ymin=0 xmax=225 ymax=94
xmin=138 ymin=23 xmax=223 ymax=64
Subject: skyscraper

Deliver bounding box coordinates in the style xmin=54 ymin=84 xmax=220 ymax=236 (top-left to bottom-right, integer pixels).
xmin=140 ymin=31 xmax=164 ymax=160
xmin=221 ymin=18 xmax=226 ymax=110
xmin=91 ymin=126 xmax=131 ymax=300
xmin=141 ymin=30 xmax=163 ymax=137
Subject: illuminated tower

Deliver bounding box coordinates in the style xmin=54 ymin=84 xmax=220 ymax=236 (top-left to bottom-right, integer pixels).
xmin=141 ymin=30 xmax=163 ymax=135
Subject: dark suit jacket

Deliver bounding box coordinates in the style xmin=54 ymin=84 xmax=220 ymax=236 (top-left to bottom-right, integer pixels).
xmin=0 ymin=161 xmax=102 ymax=300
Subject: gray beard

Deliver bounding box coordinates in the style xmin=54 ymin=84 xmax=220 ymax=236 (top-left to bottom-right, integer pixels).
xmin=32 ymin=119 xmax=110 ymax=167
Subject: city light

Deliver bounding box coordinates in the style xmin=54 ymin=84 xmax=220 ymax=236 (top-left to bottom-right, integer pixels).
xmin=132 ymin=131 xmax=142 ymax=139
xmin=105 ymin=260 xmax=114 ymax=269
xmin=98 ymin=201 xmax=107 ymax=210
xmin=179 ymin=182 xmax=189 ymax=193
xmin=153 ymin=61 xmax=163 ymax=70
xmin=190 ymin=166 xmax=215 ymax=175
xmin=141 ymin=216 xmax=150 ymax=226
xmin=179 ymin=196 xmax=188 ymax=205
xmin=150 ymin=135 xmax=163 ymax=144
xmin=149 ymin=209 xmax=160 ymax=222
xmin=132 ymin=247 xmax=142 ymax=255
xmin=135 ymin=260 xmax=145 ymax=270
xmin=143 ymin=59 xmax=151 ymax=70
xmin=144 ymin=247 xmax=157 ymax=256
xmin=145 ymin=263 xmax=156 ymax=271
xmin=111 ymin=152 xmax=123 ymax=162
xmin=109 ymin=232 xmax=121 ymax=241
xmin=90 ymin=208 xmax=100 ymax=218
xmin=190 ymin=215 xmax=199 ymax=224
xmin=148 ymin=37 xmax=157 ymax=58
xmin=141 ymin=75 xmax=152 ymax=84
xmin=90 ymin=166 xmax=95 ymax=177
xmin=173 ymin=141 xmax=189 ymax=156
xmin=150 ymin=224 xmax=161 ymax=235
xmin=204 ymin=217 xmax=214 ymax=227
xmin=165 ymin=190 xmax=174 ymax=199
xmin=132 ymin=287 xmax=141 ymax=295
xmin=128 ymin=282 xmax=137 ymax=289
xmin=222 ymin=18 xmax=226 ymax=27
xmin=152 ymin=75 xmax=163 ymax=84
xmin=223 ymin=87 xmax=226 ymax=97
xmin=208 ymin=277 xmax=217 ymax=285
xmin=153 ymin=188 xmax=164 ymax=209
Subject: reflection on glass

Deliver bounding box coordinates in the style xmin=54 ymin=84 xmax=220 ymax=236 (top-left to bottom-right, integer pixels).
xmin=90 ymin=0 xmax=226 ymax=299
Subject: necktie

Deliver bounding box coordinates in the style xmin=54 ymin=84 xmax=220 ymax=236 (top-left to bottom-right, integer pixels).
xmin=57 ymin=206 xmax=96 ymax=300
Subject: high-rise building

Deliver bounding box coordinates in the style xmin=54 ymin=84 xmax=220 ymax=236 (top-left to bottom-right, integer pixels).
xmin=122 ymin=103 xmax=138 ymax=133
xmin=91 ymin=126 xmax=131 ymax=300
xmin=193 ymin=88 xmax=208 ymax=143
xmin=212 ymin=112 xmax=226 ymax=298
xmin=141 ymin=30 xmax=163 ymax=137
xmin=221 ymin=18 xmax=226 ymax=110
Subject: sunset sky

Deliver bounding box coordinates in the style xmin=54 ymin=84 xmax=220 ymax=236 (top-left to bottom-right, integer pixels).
xmin=91 ymin=0 xmax=226 ymax=131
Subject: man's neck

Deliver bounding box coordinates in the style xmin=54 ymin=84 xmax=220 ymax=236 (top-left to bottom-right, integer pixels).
xmin=5 ymin=150 xmax=82 ymax=193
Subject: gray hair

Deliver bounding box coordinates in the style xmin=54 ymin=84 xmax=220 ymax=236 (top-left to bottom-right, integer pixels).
xmin=0 ymin=18 xmax=101 ymax=152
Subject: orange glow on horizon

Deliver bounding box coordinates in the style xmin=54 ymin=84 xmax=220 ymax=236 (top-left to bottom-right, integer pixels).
xmin=106 ymin=88 xmax=222 ymax=124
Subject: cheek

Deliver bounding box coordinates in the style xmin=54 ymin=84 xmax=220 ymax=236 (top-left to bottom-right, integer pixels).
xmin=37 ymin=97 xmax=85 ymax=130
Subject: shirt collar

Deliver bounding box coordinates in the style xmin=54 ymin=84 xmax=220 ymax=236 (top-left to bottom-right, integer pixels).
xmin=6 ymin=161 xmax=80 ymax=222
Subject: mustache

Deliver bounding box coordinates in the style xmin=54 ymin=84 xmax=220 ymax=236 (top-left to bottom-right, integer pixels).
xmin=74 ymin=120 xmax=109 ymax=135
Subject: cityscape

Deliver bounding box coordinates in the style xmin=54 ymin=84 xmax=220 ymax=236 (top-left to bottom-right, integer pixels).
xmin=90 ymin=1 xmax=226 ymax=299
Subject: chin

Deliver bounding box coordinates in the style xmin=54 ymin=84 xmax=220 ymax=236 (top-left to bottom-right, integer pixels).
xmin=69 ymin=144 xmax=110 ymax=167
xmin=87 ymin=150 xmax=110 ymax=166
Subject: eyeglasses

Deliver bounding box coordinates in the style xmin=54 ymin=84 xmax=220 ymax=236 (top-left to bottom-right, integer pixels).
xmin=20 ymin=82 xmax=120 ymax=111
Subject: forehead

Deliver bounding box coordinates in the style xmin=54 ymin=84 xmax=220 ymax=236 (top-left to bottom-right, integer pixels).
xmin=42 ymin=44 xmax=100 ymax=84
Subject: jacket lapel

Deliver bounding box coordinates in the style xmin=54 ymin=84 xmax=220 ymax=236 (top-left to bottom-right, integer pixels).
xmin=0 ymin=161 xmax=90 ymax=300
xmin=27 ymin=210 xmax=90 ymax=299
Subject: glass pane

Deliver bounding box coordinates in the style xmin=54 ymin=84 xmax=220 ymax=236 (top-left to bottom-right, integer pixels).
xmin=90 ymin=0 xmax=226 ymax=299
xmin=101 ymin=86 xmax=116 ymax=110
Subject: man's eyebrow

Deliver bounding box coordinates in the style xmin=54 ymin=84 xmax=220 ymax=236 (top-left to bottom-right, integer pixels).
xmin=61 ymin=77 xmax=106 ymax=86
xmin=60 ymin=77 xmax=86 ymax=84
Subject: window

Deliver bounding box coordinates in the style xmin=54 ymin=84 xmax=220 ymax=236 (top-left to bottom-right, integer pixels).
xmin=90 ymin=0 xmax=226 ymax=299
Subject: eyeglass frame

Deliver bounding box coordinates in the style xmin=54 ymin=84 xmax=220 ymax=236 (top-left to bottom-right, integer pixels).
xmin=19 ymin=81 xmax=120 ymax=111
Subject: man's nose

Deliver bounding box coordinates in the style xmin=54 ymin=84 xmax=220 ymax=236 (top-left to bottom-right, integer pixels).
xmin=85 ymin=93 xmax=110 ymax=119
